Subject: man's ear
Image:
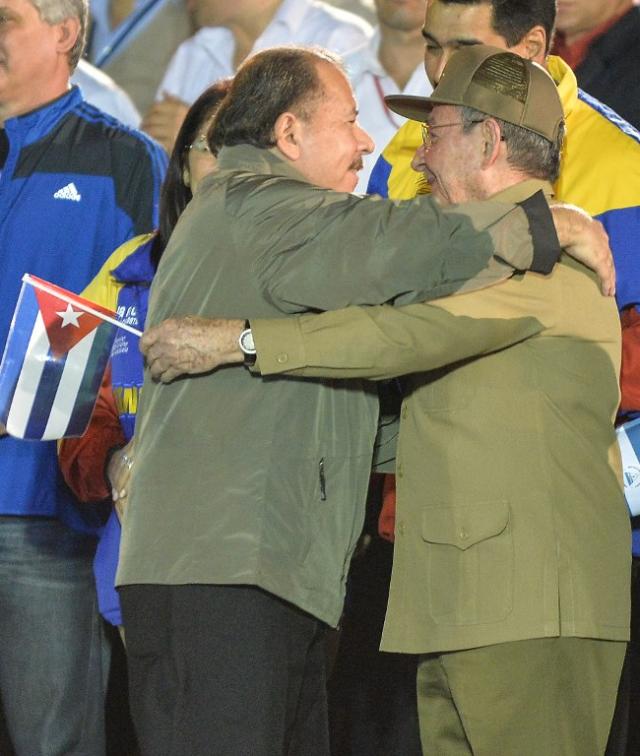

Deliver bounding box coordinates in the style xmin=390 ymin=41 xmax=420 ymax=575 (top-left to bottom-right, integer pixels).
xmin=510 ymin=25 xmax=547 ymax=65
xmin=274 ymin=112 xmax=302 ymax=160
xmin=481 ymin=118 xmax=503 ymax=167
xmin=56 ymin=16 xmax=81 ymax=59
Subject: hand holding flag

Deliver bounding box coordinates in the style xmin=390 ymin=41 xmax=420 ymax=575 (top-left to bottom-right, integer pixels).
xmin=0 ymin=274 xmax=141 ymax=440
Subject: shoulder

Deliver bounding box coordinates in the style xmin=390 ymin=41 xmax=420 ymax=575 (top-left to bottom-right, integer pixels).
xmin=72 ymin=61 xmax=141 ymax=128
xmin=67 ymin=98 xmax=165 ymax=161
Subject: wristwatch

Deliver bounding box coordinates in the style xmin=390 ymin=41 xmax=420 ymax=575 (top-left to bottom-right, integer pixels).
xmin=238 ymin=320 xmax=256 ymax=365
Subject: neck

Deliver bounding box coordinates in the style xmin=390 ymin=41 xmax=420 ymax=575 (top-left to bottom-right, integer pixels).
xmin=229 ymin=0 xmax=282 ymax=68
xmin=478 ymin=167 xmax=535 ymax=200
xmin=0 ymin=80 xmax=70 ymax=126
xmin=377 ymin=23 xmax=424 ymax=90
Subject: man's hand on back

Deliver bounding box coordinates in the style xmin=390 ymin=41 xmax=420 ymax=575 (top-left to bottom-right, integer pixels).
xmin=551 ymin=204 xmax=616 ymax=296
xmin=141 ymin=316 xmax=245 ymax=383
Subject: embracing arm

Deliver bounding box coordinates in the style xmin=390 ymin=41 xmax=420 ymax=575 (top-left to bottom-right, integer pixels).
xmin=550 ymin=204 xmax=615 ymax=295
xmin=247 ymin=185 xmax=560 ymax=313
xmin=141 ymin=296 xmax=543 ymax=383
xmin=249 ymin=301 xmax=543 ymax=381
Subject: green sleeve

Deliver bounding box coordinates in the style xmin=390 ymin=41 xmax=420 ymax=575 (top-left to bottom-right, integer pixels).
xmin=251 ymin=301 xmax=544 ymax=381
xmin=248 ymin=185 xmax=555 ymax=314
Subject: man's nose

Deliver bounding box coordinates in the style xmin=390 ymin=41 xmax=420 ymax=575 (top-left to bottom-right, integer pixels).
xmin=426 ymin=48 xmax=453 ymax=86
xmin=411 ymin=144 xmax=428 ymax=172
xmin=357 ymin=123 xmax=374 ymax=155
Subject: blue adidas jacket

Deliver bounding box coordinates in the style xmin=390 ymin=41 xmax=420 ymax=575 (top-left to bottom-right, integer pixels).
xmin=0 ymin=86 xmax=167 ymax=524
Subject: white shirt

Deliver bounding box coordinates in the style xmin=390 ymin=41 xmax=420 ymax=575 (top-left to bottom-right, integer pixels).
xmin=344 ymin=29 xmax=431 ymax=193
xmin=324 ymin=0 xmax=376 ymax=24
xmin=72 ymin=60 xmax=142 ymax=128
xmin=158 ymin=0 xmax=373 ymax=104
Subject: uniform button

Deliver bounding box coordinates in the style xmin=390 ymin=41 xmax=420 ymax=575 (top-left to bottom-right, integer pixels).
xmin=276 ymin=353 xmax=289 ymax=364
xmin=397 ymin=463 xmax=403 ymax=479
xmin=459 ymin=528 xmax=468 ymax=541
xmin=397 ymin=521 xmax=405 ymax=536
xmin=401 ymin=405 xmax=408 ymax=419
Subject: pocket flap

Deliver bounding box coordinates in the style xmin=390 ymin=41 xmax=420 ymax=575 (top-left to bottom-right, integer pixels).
xmin=421 ymin=500 xmax=509 ymax=550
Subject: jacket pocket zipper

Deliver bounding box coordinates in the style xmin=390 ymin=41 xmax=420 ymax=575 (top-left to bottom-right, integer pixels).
xmin=319 ymin=458 xmax=327 ymax=501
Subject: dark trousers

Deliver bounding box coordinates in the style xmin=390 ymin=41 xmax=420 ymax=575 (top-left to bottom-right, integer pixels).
xmin=606 ymin=556 xmax=640 ymax=756
xmin=120 ymin=583 xmax=330 ymax=756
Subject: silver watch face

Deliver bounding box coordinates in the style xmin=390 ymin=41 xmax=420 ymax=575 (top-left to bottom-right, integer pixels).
xmin=239 ymin=328 xmax=256 ymax=355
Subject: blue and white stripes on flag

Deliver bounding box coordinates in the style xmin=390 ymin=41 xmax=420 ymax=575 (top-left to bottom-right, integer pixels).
xmin=0 ymin=274 xmax=139 ymax=440
xmin=616 ymin=416 xmax=640 ymax=517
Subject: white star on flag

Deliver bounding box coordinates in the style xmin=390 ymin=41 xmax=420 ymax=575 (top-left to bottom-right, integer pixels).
xmin=56 ymin=303 xmax=84 ymax=328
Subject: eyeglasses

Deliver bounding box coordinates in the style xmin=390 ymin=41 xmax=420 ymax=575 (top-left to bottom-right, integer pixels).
xmin=421 ymin=119 xmax=485 ymax=148
xmin=188 ymin=134 xmax=211 ymax=154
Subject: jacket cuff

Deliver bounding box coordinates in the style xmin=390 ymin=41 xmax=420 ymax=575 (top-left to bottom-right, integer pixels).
xmin=518 ymin=190 xmax=560 ymax=274
xmin=251 ymin=317 xmax=306 ymax=375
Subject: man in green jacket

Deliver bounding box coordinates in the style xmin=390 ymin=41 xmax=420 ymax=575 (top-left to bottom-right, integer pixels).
xmin=123 ymin=45 xmax=613 ymax=756
xmin=142 ymin=47 xmax=629 ymax=755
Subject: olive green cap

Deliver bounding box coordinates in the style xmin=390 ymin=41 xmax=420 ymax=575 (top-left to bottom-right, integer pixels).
xmin=386 ymin=45 xmax=564 ymax=143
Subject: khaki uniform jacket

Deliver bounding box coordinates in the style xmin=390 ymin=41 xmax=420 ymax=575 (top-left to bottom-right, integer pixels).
xmin=118 ymin=151 xmax=557 ymax=627
xmin=251 ymin=180 xmax=630 ymax=646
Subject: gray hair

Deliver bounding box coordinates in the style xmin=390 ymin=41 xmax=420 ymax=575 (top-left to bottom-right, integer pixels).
xmin=31 ymin=0 xmax=88 ymax=71
xmin=461 ymin=105 xmax=565 ymax=183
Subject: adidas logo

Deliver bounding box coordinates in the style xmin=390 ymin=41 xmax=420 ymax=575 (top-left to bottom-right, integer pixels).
xmin=53 ymin=182 xmax=82 ymax=202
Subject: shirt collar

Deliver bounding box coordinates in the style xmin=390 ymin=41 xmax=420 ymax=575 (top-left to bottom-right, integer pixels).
xmin=489 ymin=178 xmax=554 ymax=205
xmin=3 ymin=87 xmax=80 ymax=140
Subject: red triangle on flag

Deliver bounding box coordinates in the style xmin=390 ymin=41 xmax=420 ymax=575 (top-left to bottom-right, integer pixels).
xmin=33 ymin=284 xmax=109 ymax=359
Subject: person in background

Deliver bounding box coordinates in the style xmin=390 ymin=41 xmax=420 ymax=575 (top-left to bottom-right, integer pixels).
xmin=88 ymin=0 xmax=194 ymax=114
xmin=0 ymin=0 xmax=167 ymax=752
xmin=552 ymin=0 xmax=640 ymax=131
xmin=326 ymin=0 xmax=376 ymax=24
xmin=72 ymin=58 xmax=141 ymax=127
xmin=59 ymin=79 xmax=230 ymax=643
xmin=143 ymin=0 xmax=372 ymax=151
xmin=345 ymin=0 xmax=429 ymax=192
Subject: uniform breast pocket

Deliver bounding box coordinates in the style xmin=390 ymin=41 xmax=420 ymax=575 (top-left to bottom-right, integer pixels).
xmin=421 ymin=500 xmax=514 ymax=625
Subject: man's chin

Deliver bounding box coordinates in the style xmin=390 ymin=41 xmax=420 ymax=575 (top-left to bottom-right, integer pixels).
xmin=337 ymin=171 xmax=359 ymax=193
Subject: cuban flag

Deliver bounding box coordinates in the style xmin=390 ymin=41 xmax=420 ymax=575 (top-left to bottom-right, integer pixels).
xmin=0 ymin=274 xmax=138 ymax=440
xmin=617 ymin=417 xmax=640 ymax=517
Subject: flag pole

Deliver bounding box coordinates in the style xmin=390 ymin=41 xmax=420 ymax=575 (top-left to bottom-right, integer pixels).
xmin=23 ymin=274 xmax=143 ymax=338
